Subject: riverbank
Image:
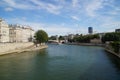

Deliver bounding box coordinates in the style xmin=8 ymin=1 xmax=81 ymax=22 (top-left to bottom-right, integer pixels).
xmin=105 ymin=48 xmax=120 ymax=58
xmin=0 ymin=42 xmax=48 ymax=56
xmin=105 ymin=44 xmax=120 ymax=58
xmin=65 ymin=42 xmax=105 ymax=47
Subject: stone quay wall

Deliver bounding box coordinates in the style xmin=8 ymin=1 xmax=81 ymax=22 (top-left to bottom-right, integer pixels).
xmin=0 ymin=42 xmax=34 ymax=55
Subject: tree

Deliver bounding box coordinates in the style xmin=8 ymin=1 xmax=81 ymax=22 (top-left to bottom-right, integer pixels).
xmin=59 ymin=36 xmax=64 ymax=40
xmin=110 ymin=41 xmax=120 ymax=54
xmin=49 ymin=36 xmax=56 ymax=40
xmin=101 ymin=32 xmax=120 ymax=43
xmin=92 ymin=34 xmax=100 ymax=39
xmin=34 ymin=30 xmax=48 ymax=44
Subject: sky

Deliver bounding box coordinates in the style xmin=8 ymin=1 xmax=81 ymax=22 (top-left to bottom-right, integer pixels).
xmin=0 ymin=0 xmax=120 ymax=36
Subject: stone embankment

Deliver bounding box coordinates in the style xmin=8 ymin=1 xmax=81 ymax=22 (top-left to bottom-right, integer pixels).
xmin=105 ymin=48 xmax=120 ymax=58
xmin=66 ymin=42 xmax=105 ymax=47
xmin=0 ymin=42 xmax=48 ymax=56
xmin=105 ymin=45 xmax=120 ymax=58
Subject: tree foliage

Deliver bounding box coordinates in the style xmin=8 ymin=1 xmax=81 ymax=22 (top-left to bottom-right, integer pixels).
xmin=70 ymin=34 xmax=100 ymax=43
xmin=102 ymin=32 xmax=120 ymax=43
xmin=59 ymin=36 xmax=64 ymax=40
xmin=49 ymin=36 xmax=56 ymax=40
xmin=110 ymin=41 xmax=120 ymax=53
xmin=34 ymin=30 xmax=48 ymax=43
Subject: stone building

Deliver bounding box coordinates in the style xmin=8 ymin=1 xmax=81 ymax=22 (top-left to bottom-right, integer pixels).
xmin=0 ymin=18 xmax=9 ymax=42
xmin=9 ymin=24 xmax=22 ymax=42
xmin=68 ymin=34 xmax=75 ymax=39
xmin=21 ymin=26 xmax=35 ymax=42
xmin=9 ymin=24 xmax=34 ymax=42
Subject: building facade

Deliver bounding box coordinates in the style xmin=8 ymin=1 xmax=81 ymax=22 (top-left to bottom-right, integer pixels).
xmin=9 ymin=24 xmax=22 ymax=42
xmin=9 ymin=24 xmax=35 ymax=42
xmin=22 ymin=26 xmax=35 ymax=42
xmin=88 ymin=27 xmax=93 ymax=34
xmin=115 ymin=29 xmax=120 ymax=32
xmin=0 ymin=19 xmax=9 ymax=42
xmin=68 ymin=34 xmax=75 ymax=39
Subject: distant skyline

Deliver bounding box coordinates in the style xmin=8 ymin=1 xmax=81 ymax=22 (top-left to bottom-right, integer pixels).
xmin=0 ymin=0 xmax=120 ymax=36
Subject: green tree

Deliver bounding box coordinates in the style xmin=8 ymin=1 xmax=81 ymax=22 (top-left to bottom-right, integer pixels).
xmin=34 ymin=30 xmax=48 ymax=44
xmin=59 ymin=36 xmax=64 ymax=40
xmin=49 ymin=36 xmax=56 ymax=40
xmin=110 ymin=41 xmax=120 ymax=54
xmin=92 ymin=34 xmax=100 ymax=39
xmin=102 ymin=32 xmax=120 ymax=43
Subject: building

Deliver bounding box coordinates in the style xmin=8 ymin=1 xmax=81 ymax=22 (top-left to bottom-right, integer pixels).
xmin=115 ymin=29 xmax=120 ymax=32
xmin=0 ymin=18 xmax=35 ymax=43
xmin=90 ymin=39 xmax=102 ymax=44
xmin=88 ymin=27 xmax=93 ymax=34
xmin=22 ymin=26 xmax=35 ymax=42
xmin=0 ymin=18 xmax=9 ymax=42
xmin=9 ymin=24 xmax=22 ymax=42
xmin=68 ymin=34 xmax=75 ymax=39
xmin=9 ymin=24 xmax=35 ymax=42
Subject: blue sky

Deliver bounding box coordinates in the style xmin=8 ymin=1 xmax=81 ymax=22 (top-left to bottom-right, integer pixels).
xmin=0 ymin=0 xmax=120 ymax=36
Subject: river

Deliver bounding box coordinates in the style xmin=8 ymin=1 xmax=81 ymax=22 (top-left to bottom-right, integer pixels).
xmin=0 ymin=44 xmax=120 ymax=80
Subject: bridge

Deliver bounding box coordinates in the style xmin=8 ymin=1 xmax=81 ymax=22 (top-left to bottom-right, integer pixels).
xmin=48 ymin=40 xmax=65 ymax=43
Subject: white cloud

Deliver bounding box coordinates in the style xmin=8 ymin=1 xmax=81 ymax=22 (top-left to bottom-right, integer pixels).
xmin=3 ymin=0 xmax=15 ymax=6
xmin=95 ymin=15 xmax=120 ymax=32
xmin=85 ymin=0 xmax=104 ymax=17
xmin=3 ymin=0 xmax=35 ymax=9
xmin=2 ymin=0 xmax=62 ymax=14
xmin=109 ymin=11 xmax=118 ymax=15
xmin=30 ymin=0 xmax=62 ymax=15
xmin=101 ymin=21 xmax=120 ymax=29
xmin=4 ymin=7 xmax=13 ymax=11
xmin=71 ymin=16 xmax=80 ymax=21
xmin=3 ymin=0 xmax=62 ymax=15
xmin=72 ymin=0 xmax=79 ymax=7
xmin=2 ymin=0 xmax=120 ymax=17
xmin=85 ymin=0 xmax=120 ymax=17
xmin=45 ymin=3 xmax=62 ymax=14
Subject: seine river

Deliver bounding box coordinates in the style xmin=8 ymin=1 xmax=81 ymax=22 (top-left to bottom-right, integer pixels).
xmin=0 ymin=44 xmax=120 ymax=80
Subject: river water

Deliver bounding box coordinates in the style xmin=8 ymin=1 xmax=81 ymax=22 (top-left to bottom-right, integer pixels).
xmin=0 ymin=44 xmax=120 ymax=80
